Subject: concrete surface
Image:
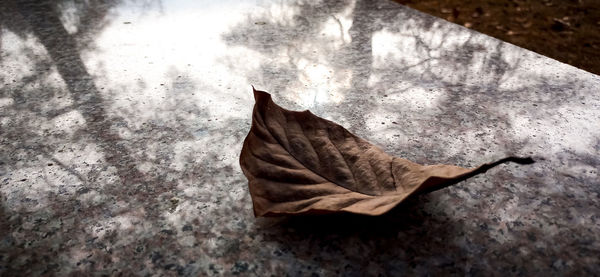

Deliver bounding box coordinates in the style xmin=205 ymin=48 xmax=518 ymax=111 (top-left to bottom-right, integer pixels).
xmin=1 ymin=0 xmax=599 ymax=275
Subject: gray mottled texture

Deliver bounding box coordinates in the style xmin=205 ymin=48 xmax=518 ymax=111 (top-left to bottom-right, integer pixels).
xmin=1 ymin=0 xmax=599 ymax=275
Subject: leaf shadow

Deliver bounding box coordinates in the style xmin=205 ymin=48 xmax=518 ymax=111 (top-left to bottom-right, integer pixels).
xmin=254 ymin=193 xmax=472 ymax=274
xmin=264 ymin=195 xmax=442 ymax=235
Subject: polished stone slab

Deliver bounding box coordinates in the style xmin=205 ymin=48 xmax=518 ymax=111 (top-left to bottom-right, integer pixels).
xmin=1 ymin=0 xmax=599 ymax=275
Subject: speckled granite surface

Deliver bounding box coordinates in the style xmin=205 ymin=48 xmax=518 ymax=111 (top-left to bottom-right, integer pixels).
xmin=1 ymin=0 xmax=599 ymax=275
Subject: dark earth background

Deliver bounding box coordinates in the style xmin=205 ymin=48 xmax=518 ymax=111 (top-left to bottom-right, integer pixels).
xmin=395 ymin=0 xmax=600 ymax=75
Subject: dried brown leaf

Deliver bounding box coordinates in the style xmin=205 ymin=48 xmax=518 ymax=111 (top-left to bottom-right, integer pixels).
xmin=240 ymin=88 xmax=533 ymax=216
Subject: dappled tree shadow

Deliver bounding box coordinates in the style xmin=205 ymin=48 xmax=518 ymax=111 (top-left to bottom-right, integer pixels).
xmin=1 ymin=0 xmax=598 ymax=275
xmin=1 ymin=0 xmax=250 ymax=275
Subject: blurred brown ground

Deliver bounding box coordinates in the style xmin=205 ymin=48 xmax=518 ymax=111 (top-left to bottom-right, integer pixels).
xmin=395 ymin=0 xmax=600 ymax=75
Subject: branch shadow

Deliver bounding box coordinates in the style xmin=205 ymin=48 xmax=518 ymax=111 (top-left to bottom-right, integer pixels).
xmin=0 ymin=0 xmax=248 ymax=275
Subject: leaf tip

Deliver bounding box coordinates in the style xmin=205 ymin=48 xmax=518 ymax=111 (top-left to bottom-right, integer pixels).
xmin=251 ymin=86 xmax=271 ymax=103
